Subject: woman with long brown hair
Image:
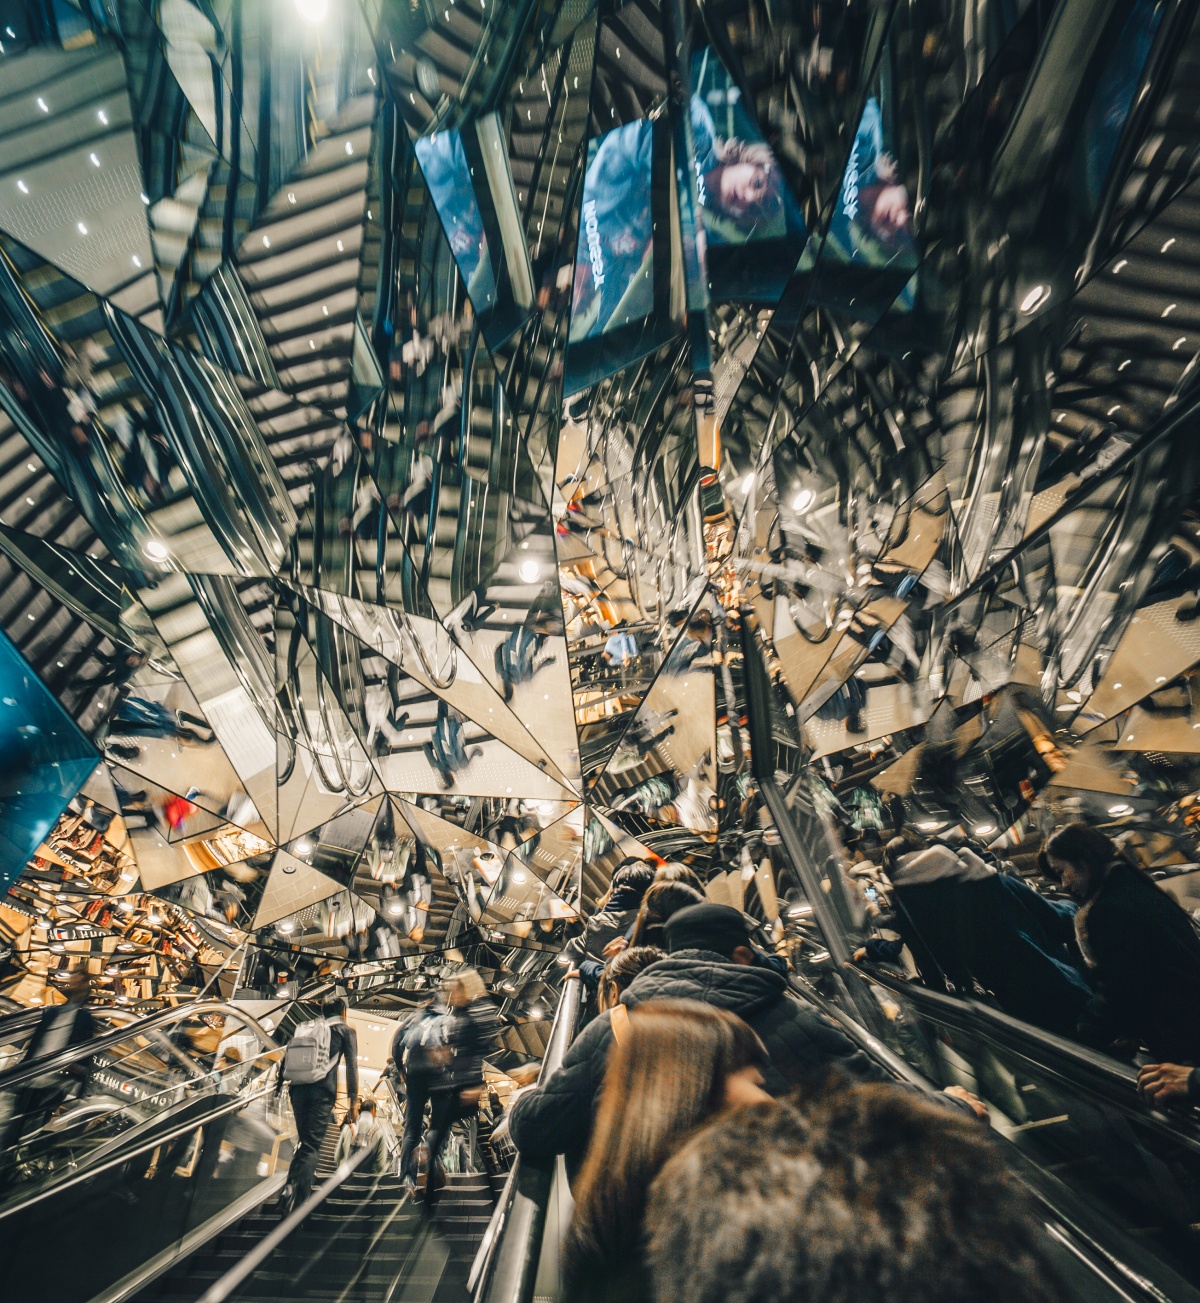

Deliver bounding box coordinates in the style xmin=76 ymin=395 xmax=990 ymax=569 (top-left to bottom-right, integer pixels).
xmin=627 ymin=881 xmax=704 ymax=949
xmin=562 ymin=999 xmax=770 ymax=1303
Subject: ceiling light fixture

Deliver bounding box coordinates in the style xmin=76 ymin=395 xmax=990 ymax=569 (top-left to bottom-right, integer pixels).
xmin=1113 ymin=259 xmax=1127 ymax=273
xmin=1162 ymin=238 xmax=1176 ymax=253
xmin=510 ymin=866 xmax=528 ymax=885
xmin=1108 ymin=803 xmax=1133 ymax=816
xmin=140 ymin=192 xmax=150 ymax=205
xmin=16 ymin=180 xmax=27 ymax=194
xmin=36 ymin=97 xmax=48 ymax=112
xmin=294 ymin=839 xmax=314 ymax=856
xmin=975 ymin=823 xmax=997 ymax=837
xmin=519 ymin=559 xmax=541 ymax=584
xmin=89 ymin=152 xmax=100 ymax=167
xmin=132 ymin=255 xmax=142 ymax=268
xmin=277 ymin=919 xmax=295 ymax=933
xmin=792 ymin=488 xmax=814 ymax=513
xmin=142 ymin=539 xmax=169 ymax=561
xmin=76 ymin=222 xmax=87 ymax=235
xmin=1019 ymin=284 xmax=1050 ymax=313
xmin=97 ymin=109 xmax=108 ymax=125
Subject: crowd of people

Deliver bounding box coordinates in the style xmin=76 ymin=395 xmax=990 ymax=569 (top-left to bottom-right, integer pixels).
xmin=850 ymin=821 xmax=1200 ymax=1102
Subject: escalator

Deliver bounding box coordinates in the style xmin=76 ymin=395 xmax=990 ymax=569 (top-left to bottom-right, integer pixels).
xmin=0 ymin=1000 xmax=291 ymax=1302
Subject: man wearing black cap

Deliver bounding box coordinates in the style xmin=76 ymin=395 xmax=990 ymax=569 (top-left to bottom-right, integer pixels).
xmin=510 ymin=902 xmax=945 ymax=1177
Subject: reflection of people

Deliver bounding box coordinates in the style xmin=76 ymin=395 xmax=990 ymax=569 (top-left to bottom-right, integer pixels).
xmin=423 ymin=700 xmax=484 ymax=790
xmin=1040 ymin=823 xmax=1200 ymax=1061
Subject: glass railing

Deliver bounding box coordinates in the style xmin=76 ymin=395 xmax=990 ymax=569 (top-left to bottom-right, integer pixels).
xmin=0 ymin=1001 xmax=292 ymax=1302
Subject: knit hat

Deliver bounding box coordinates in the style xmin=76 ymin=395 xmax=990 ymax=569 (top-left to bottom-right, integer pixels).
xmin=664 ymin=903 xmax=750 ymax=957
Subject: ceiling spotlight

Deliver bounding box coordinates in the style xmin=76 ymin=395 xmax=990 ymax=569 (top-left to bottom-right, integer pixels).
xmin=510 ymin=866 xmax=528 ymax=885
xmin=89 ymin=152 xmax=100 ymax=167
xmin=294 ymin=839 xmax=314 ymax=856
xmin=974 ymin=823 xmax=997 ymax=837
xmin=262 ymin=235 xmax=271 ymax=248
xmin=76 ymin=222 xmax=88 ymax=235
xmin=142 ymin=538 xmax=169 ymax=561
xmin=385 ymin=899 xmax=403 ymax=915
xmin=1019 ymin=284 xmax=1050 ymax=314
xmin=529 ymin=1006 xmax=544 ymax=1020
xmin=917 ymin=821 xmax=941 ymax=831
xmin=1108 ymin=803 xmax=1133 ymax=816
xmin=792 ymin=487 xmax=814 ymax=513
xmin=277 ymin=919 xmax=295 ymax=933
xmin=345 ymin=141 xmax=354 ymax=156
xmin=519 ymin=559 xmax=541 ymax=584
xmin=132 ymin=255 xmax=142 ymax=268
xmin=97 ymin=109 xmax=108 ymax=125
xmin=16 ymin=179 xmax=28 ymax=194
xmin=140 ymin=192 xmax=150 ymax=205
xmin=36 ymin=97 xmax=48 ymax=112
xmin=294 ymin=0 xmax=329 ymax=21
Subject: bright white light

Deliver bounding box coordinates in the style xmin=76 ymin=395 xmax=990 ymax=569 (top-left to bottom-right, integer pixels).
xmin=1020 ymin=285 xmax=1049 ymax=313
xmin=132 ymin=255 xmax=142 ymax=268
xmin=142 ymin=539 xmax=169 ymax=561
xmin=89 ymin=152 xmax=100 ymax=167
xmin=529 ymin=1006 xmax=544 ymax=1020
xmin=1108 ymin=803 xmax=1133 ymax=816
xmin=974 ymin=823 xmax=996 ymax=837
xmin=336 ymin=239 xmax=345 ymax=252
xmin=510 ymin=866 xmax=528 ymax=885
xmin=97 ymin=109 xmax=108 ymax=125
xmin=345 ymin=141 xmax=354 ymax=155
xmin=17 ymin=179 xmax=28 ymax=194
xmin=294 ymin=839 xmax=314 ymax=856
xmin=294 ymin=0 xmax=329 ymax=21
xmin=917 ymin=821 xmax=941 ymax=831
xmin=1113 ymin=259 xmax=1127 ymax=273
xmin=262 ymin=235 xmax=271 ymax=248
xmin=76 ymin=222 xmax=87 ymax=235
xmin=277 ymin=919 xmax=295 ymax=933
xmin=1163 ymin=303 xmax=1178 ymax=318
xmin=385 ymin=899 xmax=403 ymax=915
xmin=140 ymin=192 xmax=150 ymax=205
xmin=792 ymin=488 xmax=814 ymax=513
xmin=519 ymin=559 xmax=541 ymax=584
xmin=36 ymin=97 xmax=48 ymax=112
xmin=740 ymin=471 xmax=755 ymax=494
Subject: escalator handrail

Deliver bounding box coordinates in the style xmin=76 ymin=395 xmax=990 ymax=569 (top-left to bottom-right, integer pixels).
xmin=855 ymin=964 xmax=1200 ymax=1158
xmin=470 ymin=975 xmax=582 ymax=1303
xmin=787 ymin=979 xmax=1200 ymax=1303
xmin=0 ymin=999 xmax=278 ymax=1093
xmin=194 ymin=1138 xmax=378 ymax=1303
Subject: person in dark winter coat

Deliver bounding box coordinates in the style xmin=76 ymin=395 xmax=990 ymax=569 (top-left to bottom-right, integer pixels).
xmin=510 ymin=903 xmax=979 ymax=1177
xmin=563 ymin=860 xmax=656 ymax=987
xmin=1041 ymin=823 xmax=1200 ymax=1061
xmin=875 ymin=836 xmax=1093 ymax=1038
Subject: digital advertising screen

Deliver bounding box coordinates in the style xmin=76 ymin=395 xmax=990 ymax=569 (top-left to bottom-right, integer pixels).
xmin=414 ymin=129 xmax=498 ymax=315
xmin=565 ymin=115 xmax=677 ymax=393
xmin=690 ymin=47 xmax=808 ymax=302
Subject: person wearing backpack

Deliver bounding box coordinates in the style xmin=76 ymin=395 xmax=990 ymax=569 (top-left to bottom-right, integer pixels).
xmin=395 ymin=997 xmax=452 ymax=1195
xmin=278 ymin=996 xmax=359 ymax=1213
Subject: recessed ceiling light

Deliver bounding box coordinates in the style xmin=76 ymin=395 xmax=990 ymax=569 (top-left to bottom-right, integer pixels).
xmin=1019 ymin=284 xmax=1050 ymax=313
xmin=89 ymin=152 xmax=100 ymax=167
xmin=262 ymin=235 xmax=271 ymax=248
xmin=337 ymin=239 xmax=344 ymax=252
xmin=519 ymin=559 xmax=541 ymax=584
xmin=132 ymin=255 xmax=142 ymax=268
xmin=975 ymin=823 xmax=996 ymax=836
xmin=76 ymin=222 xmax=87 ymax=235
xmin=16 ymin=180 xmax=27 ymax=194
xmin=142 ymin=539 xmax=169 ymax=561
xmin=792 ymin=488 xmax=814 ymax=513
xmin=36 ymin=97 xmax=48 ymax=112
xmin=97 ymin=109 xmax=108 ymax=125
xmin=294 ymin=839 xmax=314 ymax=855
xmin=1108 ymin=803 xmax=1133 ymax=816
xmin=345 ymin=141 xmax=354 ymax=155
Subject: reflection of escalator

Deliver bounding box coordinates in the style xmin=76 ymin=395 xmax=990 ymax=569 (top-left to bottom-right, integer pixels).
xmin=139 ymin=1104 xmax=493 ymax=1303
xmin=0 ymin=1001 xmax=291 ymax=1301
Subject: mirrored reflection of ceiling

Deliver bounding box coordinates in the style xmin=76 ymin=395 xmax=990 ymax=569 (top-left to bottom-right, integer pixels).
xmin=4 ymin=0 xmax=1200 ymax=1026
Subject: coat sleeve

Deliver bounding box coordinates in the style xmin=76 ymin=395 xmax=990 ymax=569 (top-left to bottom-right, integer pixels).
xmin=507 ymin=1012 xmax=614 ymax=1164
xmin=340 ymin=1024 xmax=360 ymax=1103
